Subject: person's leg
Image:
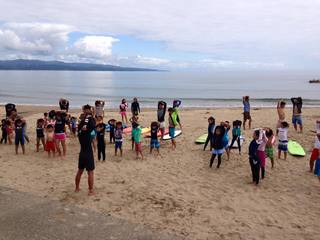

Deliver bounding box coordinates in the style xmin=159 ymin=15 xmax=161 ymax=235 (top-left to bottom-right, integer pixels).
xmin=229 ymin=136 xmax=236 ymax=149
xmin=243 ymin=119 xmax=246 ymax=130
xmin=41 ymin=137 xmax=45 ymax=149
xmin=97 ymin=140 xmax=102 ymax=160
xmin=120 ymin=147 xmax=123 ymax=157
xmin=131 ymin=138 xmax=134 ymax=150
xmin=15 ymin=144 xmax=18 ymax=154
xmin=299 ymin=124 xmax=303 ymax=133
xmin=255 ymin=164 xmax=260 ymax=185
xmin=237 ymin=137 xmax=241 ymax=154
xmin=293 ymin=123 xmax=297 ymax=131
xmin=150 ymin=146 xmax=153 ymax=154
xmin=87 ymin=171 xmax=94 ymax=195
xmin=36 ymin=138 xmax=40 ymax=152
xmin=210 ymin=154 xmax=216 ymax=168
xmin=217 ymin=154 xmax=222 ymax=168
xmin=171 ymin=139 xmax=176 ymax=149
xmin=160 ymin=127 xmax=165 ymax=140
xmin=278 ymin=149 xmax=281 ymax=159
xmin=225 ymin=147 xmax=230 ymax=160
xmin=61 ymin=139 xmax=66 ymax=156
xmin=21 ymin=144 xmax=25 ymax=154
xmin=284 ymin=151 xmax=287 ymax=160
xmin=271 ymin=157 xmax=274 ymax=169
xmin=55 ymin=139 xmax=62 ymax=156
xmin=125 ymin=113 xmax=128 ymax=124
xmin=261 ymin=166 xmax=265 ymax=179
xmin=249 ymin=159 xmax=255 ymax=182
xmin=102 ymin=142 xmax=106 ymax=161
xmin=248 ymin=118 xmax=252 ymax=129
xmin=75 ymin=169 xmax=84 ymax=192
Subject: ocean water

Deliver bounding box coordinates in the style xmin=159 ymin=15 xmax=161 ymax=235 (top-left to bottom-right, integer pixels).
xmin=0 ymin=70 xmax=319 ymax=108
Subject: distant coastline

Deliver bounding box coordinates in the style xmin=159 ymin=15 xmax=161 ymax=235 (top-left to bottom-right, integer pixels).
xmin=0 ymin=59 xmax=162 ymax=71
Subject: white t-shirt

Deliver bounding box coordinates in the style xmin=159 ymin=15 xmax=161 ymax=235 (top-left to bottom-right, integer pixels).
xmin=278 ymin=127 xmax=288 ymax=141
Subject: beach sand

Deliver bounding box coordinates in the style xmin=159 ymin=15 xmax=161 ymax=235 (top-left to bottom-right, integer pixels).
xmin=1 ymin=105 xmax=320 ymax=240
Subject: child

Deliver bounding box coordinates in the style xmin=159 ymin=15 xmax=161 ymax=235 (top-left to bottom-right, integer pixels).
xmin=70 ymin=116 xmax=77 ymax=136
xmin=114 ymin=121 xmax=123 ymax=157
xmin=0 ymin=119 xmax=7 ymax=144
xmin=131 ymin=97 xmax=140 ymax=117
xmin=204 ymin=116 xmax=215 ymax=151
xmin=168 ymin=107 xmax=182 ymax=150
xmin=14 ymin=118 xmax=25 ymax=154
xmin=119 ymin=99 xmax=128 ymax=123
xmin=96 ymin=116 xmax=106 ymax=161
xmin=54 ymin=111 xmax=67 ymax=157
xmin=130 ymin=116 xmax=139 ymax=150
xmin=265 ymin=128 xmax=275 ymax=168
xmin=210 ymin=125 xmax=225 ymax=168
xmin=36 ymin=118 xmax=45 ymax=152
xmin=277 ymin=121 xmax=289 ymax=160
xmin=132 ymin=122 xmax=143 ymax=159
xmin=43 ymin=112 xmax=49 ymax=128
xmin=249 ymin=129 xmax=261 ymax=185
xmin=150 ymin=121 xmax=160 ymax=155
xmin=45 ymin=124 xmax=56 ymax=157
xmin=95 ymin=100 xmax=105 ymax=118
xmin=221 ymin=121 xmax=230 ymax=160
xmin=309 ymin=131 xmax=320 ymax=173
xmin=6 ymin=119 xmax=13 ymax=145
xmin=108 ymin=119 xmax=116 ymax=143
xmin=291 ymin=97 xmax=303 ymax=132
xmin=242 ymin=96 xmax=251 ymax=130
xmin=257 ymin=129 xmax=268 ymax=179
xmin=229 ymin=120 xmax=242 ymax=154
xmin=157 ymin=101 xmax=167 ymax=139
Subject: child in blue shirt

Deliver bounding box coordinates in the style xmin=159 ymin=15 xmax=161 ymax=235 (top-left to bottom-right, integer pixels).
xmin=229 ymin=120 xmax=242 ymax=154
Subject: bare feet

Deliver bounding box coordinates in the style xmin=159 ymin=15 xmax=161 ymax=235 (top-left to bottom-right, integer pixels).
xmin=88 ymin=189 xmax=95 ymax=196
xmin=75 ymin=188 xmax=80 ymax=193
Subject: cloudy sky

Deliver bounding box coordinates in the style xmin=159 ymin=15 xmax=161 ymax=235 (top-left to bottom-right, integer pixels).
xmin=0 ymin=0 xmax=319 ymax=70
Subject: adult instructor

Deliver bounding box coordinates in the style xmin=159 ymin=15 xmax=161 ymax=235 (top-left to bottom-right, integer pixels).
xmin=75 ymin=104 xmax=96 ymax=195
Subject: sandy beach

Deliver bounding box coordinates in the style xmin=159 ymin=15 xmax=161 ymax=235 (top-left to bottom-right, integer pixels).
xmin=1 ymin=105 xmax=320 ymax=240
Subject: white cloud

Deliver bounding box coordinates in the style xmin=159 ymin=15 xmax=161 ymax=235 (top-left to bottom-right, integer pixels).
xmin=69 ymin=36 xmax=118 ymax=60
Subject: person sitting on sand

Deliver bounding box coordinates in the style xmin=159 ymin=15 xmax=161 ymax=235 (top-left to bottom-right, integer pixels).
xmin=277 ymin=100 xmax=286 ymax=128
xmin=204 ymin=116 xmax=215 ymax=151
xmin=45 ymin=124 xmax=56 ymax=158
xmin=242 ymin=96 xmax=252 ymax=130
xmin=265 ymin=128 xmax=275 ymax=169
xmin=14 ymin=118 xmax=25 ymax=155
xmin=157 ymin=101 xmax=167 ymax=140
xmin=309 ymin=131 xmax=320 ymax=173
xmin=291 ymin=97 xmax=303 ymax=132
xmin=36 ymin=118 xmax=45 ymax=152
xmin=59 ymin=98 xmax=69 ymax=112
xmin=132 ymin=122 xmax=144 ymax=160
xmin=75 ymin=104 xmax=96 ymax=196
xmin=96 ymin=116 xmax=106 ymax=161
xmin=131 ymin=97 xmax=140 ymax=117
xmin=150 ymin=121 xmax=160 ymax=155
xmin=209 ymin=125 xmax=225 ymax=168
xmin=229 ymin=120 xmax=242 ymax=155
xmin=119 ymin=99 xmax=128 ymax=124
xmin=277 ymin=121 xmax=289 ymax=160
xmin=114 ymin=121 xmax=123 ymax=157
xmin=249 ymin=129 xmax=261 ymax=185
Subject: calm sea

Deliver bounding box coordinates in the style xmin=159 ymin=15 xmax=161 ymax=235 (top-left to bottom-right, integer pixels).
xmin=0 ymin=70 xmax=319 ymax=108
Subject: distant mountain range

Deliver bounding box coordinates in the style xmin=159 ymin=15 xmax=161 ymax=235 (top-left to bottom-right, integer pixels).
xmin=0 ymin=59 xmax=160 ymax=71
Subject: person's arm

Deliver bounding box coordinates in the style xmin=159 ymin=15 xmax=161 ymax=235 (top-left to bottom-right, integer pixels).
xmin=204 ymin=135 xmax=210 ymax=150
xmin=138 ymin=103 xmax=140 ymax=113
xmin=66 ymin=101 xmax=69 ymax=112
xmin=291 ymin=97 xmax=295 ymax=104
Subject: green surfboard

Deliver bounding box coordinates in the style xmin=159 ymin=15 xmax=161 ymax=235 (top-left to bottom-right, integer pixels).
xmin=195 ymin=134 xmax=208 ymax=144
xmin=288 ymin=140 xmax=306 ymax=157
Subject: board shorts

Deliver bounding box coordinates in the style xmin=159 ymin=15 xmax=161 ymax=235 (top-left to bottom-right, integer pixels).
xmin=212 ymin=148 xmax=224 ymax=155
xmin=45 ymin=141 xmax=55 ymax=152
xmin=120 ymin=111 xmax=127 ymax=117
xmin=310 ymin=148 xmax=319 ymax=161
xmin=292 ymin=115 xmax=302 ymax=125
xmin=265 ymin=147 xmax=274 ymax=160
xmin=115 ymin=139 xmax=122 ymax=150
xmin=278 ymin=140 xmax=288 ymax=152
xmin=150 ymin=139 xmax=160 ymax=149
xmin=54 ymin=133 xmax=66 ymax=141
xmin=169 ymin=127 xmax=175 ymax=138
xmin=78 ymin=150 xmax=95 ymax=171
xmin=135 ymin=142 xmax=142 ymax=152
xmin=257 ymin=150 xmax=266 ymax=167
xmin=15 ymin=136 xmax=24 ymax=146
xmin=243 ymin=112 xmax=251 ymax=121
xmin=159 ymin=121 xmax=165 ymax=129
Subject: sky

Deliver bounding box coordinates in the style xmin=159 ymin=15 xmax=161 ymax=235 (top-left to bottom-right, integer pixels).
xmin=0 ymin=0 xmax=320 ymax=70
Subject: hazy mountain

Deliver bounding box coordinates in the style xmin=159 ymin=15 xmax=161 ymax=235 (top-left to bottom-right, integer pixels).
xmin=0 ymin=59 xmax=160 ymax=71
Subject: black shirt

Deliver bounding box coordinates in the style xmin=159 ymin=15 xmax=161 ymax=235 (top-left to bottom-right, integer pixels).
xmin=78 ymin=115 xmax=95 ymax=152
xmin=150 ymin=126 xmax=159 ymax=140
xmin=54 ymin=118 xmax=66 ymax=134
xmin=131 ymin=102 xmax=140 ymax=113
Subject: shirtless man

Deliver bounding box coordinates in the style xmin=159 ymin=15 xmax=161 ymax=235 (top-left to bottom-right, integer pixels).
xmin=277 ymin=100 xmax=286 ymax=128
xmin=291 ymin=97 xmax=303 ymax=132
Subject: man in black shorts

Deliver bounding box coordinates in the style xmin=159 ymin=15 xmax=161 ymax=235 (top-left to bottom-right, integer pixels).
xmin=75 ymin=104 xmax=96 ymax=195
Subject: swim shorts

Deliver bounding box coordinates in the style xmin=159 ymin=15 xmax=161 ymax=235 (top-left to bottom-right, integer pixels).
xmin=292 ymin=115 xmax=302 ymax=125
xmin=278 ymin=140 xmax=288 ymax=152
xmin=169 ymin=127 xmax=175 ymax=138
xmin=150 ymin=139 xmax=160 ymax=149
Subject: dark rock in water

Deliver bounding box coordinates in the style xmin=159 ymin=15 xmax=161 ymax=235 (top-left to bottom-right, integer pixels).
xmin=309 ymin=79 xmax=320 ymax=83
